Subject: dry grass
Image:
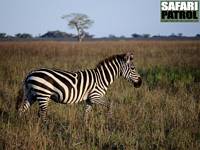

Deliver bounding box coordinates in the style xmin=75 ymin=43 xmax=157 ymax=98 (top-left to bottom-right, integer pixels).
xmin=0 ymin=40 xmax=200 ymax=149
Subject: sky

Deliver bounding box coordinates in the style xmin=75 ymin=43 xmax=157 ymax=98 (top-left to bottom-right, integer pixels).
xmin=0 ymin=0 xmax=199 ymax=37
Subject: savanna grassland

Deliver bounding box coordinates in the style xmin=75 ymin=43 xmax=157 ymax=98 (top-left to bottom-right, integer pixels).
xmin=0 ymin=40 xmax=200 ymax=150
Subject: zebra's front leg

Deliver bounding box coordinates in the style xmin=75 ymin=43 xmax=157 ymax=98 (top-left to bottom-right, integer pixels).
xmin=107 ymin=100 xmax=113 ymax=118
xmin=38 ymin=97 xmax=50 ymax=123
xmin=91 ymin=98 xmax=113 ymax=118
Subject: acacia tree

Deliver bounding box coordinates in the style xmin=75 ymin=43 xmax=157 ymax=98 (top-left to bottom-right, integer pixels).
xmin=62 ymin=13 xmax=94 ymax=42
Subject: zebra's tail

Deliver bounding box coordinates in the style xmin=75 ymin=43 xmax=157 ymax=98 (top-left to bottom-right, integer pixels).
xmin=15 ymin=86 xmax=24 ymax=111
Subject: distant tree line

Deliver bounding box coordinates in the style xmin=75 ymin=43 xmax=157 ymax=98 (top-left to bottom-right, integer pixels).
xmin=0 ymin=31 xmax=94 ymax=40
xmin=0 ymin=31 xmax=200 ymax=41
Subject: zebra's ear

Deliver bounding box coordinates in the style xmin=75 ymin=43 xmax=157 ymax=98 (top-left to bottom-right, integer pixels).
xmin=124 ymin=52 xmax=134 ymax=63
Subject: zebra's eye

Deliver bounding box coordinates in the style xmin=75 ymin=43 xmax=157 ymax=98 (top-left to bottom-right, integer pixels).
xmin=130 ymin=66 xmax=135 ymax=70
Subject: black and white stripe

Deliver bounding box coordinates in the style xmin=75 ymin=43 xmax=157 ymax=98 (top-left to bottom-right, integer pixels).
xmin=18 ymin=52 xmax=142 ymax=121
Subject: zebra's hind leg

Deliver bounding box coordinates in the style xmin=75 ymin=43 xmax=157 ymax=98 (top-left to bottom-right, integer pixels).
xmin=84 ymin=99 xmax=93 ymax=125
xmin=37 ymin=97 xmax=50 ymax=123
xmin=18 ymin=98 xmax=36 ymax=117
xmin=18 ymin=100 xmax=30 ymax=116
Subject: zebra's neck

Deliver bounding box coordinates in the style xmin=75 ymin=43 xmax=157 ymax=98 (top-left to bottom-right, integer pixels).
xmin=95 ymin=57 xmax=121 ymax=90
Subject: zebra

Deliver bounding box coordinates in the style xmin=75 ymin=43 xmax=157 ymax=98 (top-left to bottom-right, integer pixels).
xmin=16 ymin=52 xmax=142 ymax=122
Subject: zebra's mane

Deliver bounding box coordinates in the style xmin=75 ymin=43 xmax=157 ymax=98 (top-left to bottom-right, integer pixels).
xmin=96 ymin=53 xmax=125 ymax=68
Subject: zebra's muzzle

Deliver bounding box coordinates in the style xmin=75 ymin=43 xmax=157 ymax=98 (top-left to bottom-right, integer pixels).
xmin=134 ymin=77 xmax=142 ymax=88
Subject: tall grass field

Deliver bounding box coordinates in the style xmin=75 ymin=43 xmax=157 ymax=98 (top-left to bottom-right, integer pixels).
xmin=0 ymin=40 xmax=200 ymax=149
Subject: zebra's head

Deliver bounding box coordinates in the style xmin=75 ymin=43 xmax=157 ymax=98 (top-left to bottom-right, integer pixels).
xmin=120 ymin=52 xmax=142 ymax=88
